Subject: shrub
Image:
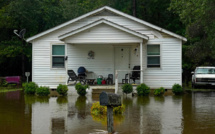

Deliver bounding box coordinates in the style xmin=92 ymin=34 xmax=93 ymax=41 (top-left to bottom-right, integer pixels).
xmin=23 ymin=82 xmax=38 ymax=94
xmin=0 ymin=79 xmax=8 ymax=87
xmin=172 ymin=84 xmax=183 ymax=95
xmin=56 ymin=84 xmax=68 ymax=96
xmin=36 ymin=86 xmax=50 ymax=96
xmin=75 ymin=83 xmax=89 ymax=96
xmin=91 ymin=102 xmax=125 ymax=115
xmin=122 ymin=84 xmax=133 ymax=95
xmin=154 ymin=87 xmax=165 ymax=96
xmin=136 ymin=83 xmax=150 ymax=96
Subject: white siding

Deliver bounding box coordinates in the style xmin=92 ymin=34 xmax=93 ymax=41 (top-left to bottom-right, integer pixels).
xmin=32 ymin=41 xmax=66 ymax=88
xmin=142 ymin=38 xmax=182 ymax=89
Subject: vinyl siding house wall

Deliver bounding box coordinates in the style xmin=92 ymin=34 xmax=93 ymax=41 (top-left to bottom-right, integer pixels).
xmin=27 ymin=6 xmax=186 ymax=89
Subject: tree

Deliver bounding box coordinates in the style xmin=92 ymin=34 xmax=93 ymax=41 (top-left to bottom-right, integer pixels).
xmin=169 ymin=0 xmax=215 ymax=83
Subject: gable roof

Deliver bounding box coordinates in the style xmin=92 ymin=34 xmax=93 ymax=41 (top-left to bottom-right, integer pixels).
xmin=59 ymin=18 xmax=149 ymax=41
xmin=26 ymin=6 xmax=187 ymax=42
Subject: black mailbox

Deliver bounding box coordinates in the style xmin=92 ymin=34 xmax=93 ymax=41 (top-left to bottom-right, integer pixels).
xmin=100 ymin=92 xmax=121 ymax=106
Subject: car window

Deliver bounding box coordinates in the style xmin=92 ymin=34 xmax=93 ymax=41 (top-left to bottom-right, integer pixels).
xmin=196 ymin=68 xmax=215 ymax=74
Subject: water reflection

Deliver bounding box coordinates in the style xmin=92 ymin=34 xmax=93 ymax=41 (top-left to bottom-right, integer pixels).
xmin=52 ymin=118 xmax=65 ymax=134
xmin=1 ymin=91 xmax=215 ymax=133
xmin=122 ymin=97 xmax=133 ymax=106
xmin=137 ymin=96 xmax=150 ymax=105
xmin=75 ymin=96 xmax=88 ymax=119
xmin=0 ymin=91 xmax=31 ymax=134
xmin=91 ymin=113 xmax=124 ymax=126
xmin=25 ymin=95 xmax=49 ymax=104
xmin=182 ymin=92 xmax=215 ymax=134
xmin=154 ymin=96 xmax=165 ymax=103
xmin=57 ymin=96 xmax=68 ymax=104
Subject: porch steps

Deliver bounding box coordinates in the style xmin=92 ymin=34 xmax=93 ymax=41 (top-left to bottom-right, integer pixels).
xmin=91 ymin=86 xmax=115 ymax=99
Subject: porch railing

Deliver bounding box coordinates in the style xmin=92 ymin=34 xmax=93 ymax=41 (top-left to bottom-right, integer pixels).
xmin=115 ymin=70 xmax=143 ymax=93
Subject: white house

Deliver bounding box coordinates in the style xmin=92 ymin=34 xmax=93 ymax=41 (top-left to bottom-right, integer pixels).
xmin=27 ymin=6 xmax=186 ymax=90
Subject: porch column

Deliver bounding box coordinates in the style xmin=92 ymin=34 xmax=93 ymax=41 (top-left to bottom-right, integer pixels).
xmin=140 ymin=42 xmax=143 ymax=83
xmin=115 ymin=70 xmax=118 ymax=94
xmin=65 ymin=44 xmax=68 ymax=85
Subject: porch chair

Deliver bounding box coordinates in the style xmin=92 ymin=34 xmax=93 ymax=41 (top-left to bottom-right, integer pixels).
xmin=67 ymin=70 xmax=85 ymax=84
xmin=106 ymin=74 xmax=113 ymax=85
xmin=126 ymin=66 xmax=140 ymax=84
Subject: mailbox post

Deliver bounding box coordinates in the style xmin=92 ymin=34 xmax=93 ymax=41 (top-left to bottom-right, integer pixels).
xmin=100 ymin=92 xmax=121 ymax=133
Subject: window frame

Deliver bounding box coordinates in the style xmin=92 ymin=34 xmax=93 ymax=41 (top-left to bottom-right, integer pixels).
xmin=147 ymin=44 xmax=161 ymax=68
xmin=51 ymin=44 xmax=65 ymax=68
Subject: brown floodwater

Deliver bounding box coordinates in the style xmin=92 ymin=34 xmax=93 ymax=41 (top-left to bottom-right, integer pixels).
xmin=0 ymin=90 xmax=215 ymax=134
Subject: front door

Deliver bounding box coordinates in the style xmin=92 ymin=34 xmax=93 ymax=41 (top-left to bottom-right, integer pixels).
xmin=114 ymin=47 xmax=130 ymax=83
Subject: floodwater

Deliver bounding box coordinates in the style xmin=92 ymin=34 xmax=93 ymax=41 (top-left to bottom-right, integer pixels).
xmin=1 ymin=90 xmax=215 ymax=134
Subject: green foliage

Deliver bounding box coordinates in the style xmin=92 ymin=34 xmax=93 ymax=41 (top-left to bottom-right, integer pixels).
xmin=113 ymin=104 xmax=125 ymax=114
xmin=75 ymin=83 xmax=89 ymax=96
xmin=154 ymin=87 xmax=165 ymax=96
xmin=91 ymin=101 xmax=125 ymax=115
xmin=0 ymin=78 xmax=7 ymax=87
xmin=122 ymin=84 xmax=133 ymax=94
xmin=172 ymin=84 xmax=183 ymax=95
xmin=36 ymin=86 xmax=50 ymax=96
xmin=136 ymin=83 xmax=150 ymax=96
xmin=56 ymin=84 xmax=68 ymax=96
xmin=91 ymin=101 xmax=107 ymax=115
xmin=23 ymin=82 xmax=38 ymax=94
xmin=169 ymin=0 xmax=215 ymax=72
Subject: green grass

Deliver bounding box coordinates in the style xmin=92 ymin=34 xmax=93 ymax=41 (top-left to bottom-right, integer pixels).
xmin=183 ymin=82 xmax=215 ymax=92
xmin=0 ymin=87 xmax=23 ymax=93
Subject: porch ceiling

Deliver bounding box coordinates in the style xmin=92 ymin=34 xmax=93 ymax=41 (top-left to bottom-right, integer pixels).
xmin=58 ymin=18 xmax=149 ymax=42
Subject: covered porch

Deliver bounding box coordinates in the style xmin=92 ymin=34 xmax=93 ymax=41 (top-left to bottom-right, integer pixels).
xmin=64 ymin=42 xmax=146 ymax=93
xmin=58 ymin=19 xmax=149 ymax=93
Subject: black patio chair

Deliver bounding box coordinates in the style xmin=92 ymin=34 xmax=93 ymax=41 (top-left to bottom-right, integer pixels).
xmin=130 ymin=66 xmax=140 ymax=83
xmin=125 ymin=66 xmax=140 ymax=84
xmin=67 ymin=70 xmax=85 ymax=84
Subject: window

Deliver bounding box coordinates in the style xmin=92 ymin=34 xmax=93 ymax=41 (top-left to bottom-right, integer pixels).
xmin=147 ymin=45 xmax=160 ymax=67
xmin=52 ymin=45 xmax=65 ymax=68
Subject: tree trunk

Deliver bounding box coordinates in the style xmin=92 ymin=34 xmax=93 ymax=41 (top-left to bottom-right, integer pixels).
xmin=132 ymin=0 xmax=136 ymax=17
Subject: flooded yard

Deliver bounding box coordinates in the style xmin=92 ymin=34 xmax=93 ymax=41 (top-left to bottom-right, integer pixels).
xmin=1 ymin=90 xmax=215 ymax=134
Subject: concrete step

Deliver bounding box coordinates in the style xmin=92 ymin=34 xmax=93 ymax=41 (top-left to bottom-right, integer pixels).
xmin=92 ymin=89 xmax=115 ymax=94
